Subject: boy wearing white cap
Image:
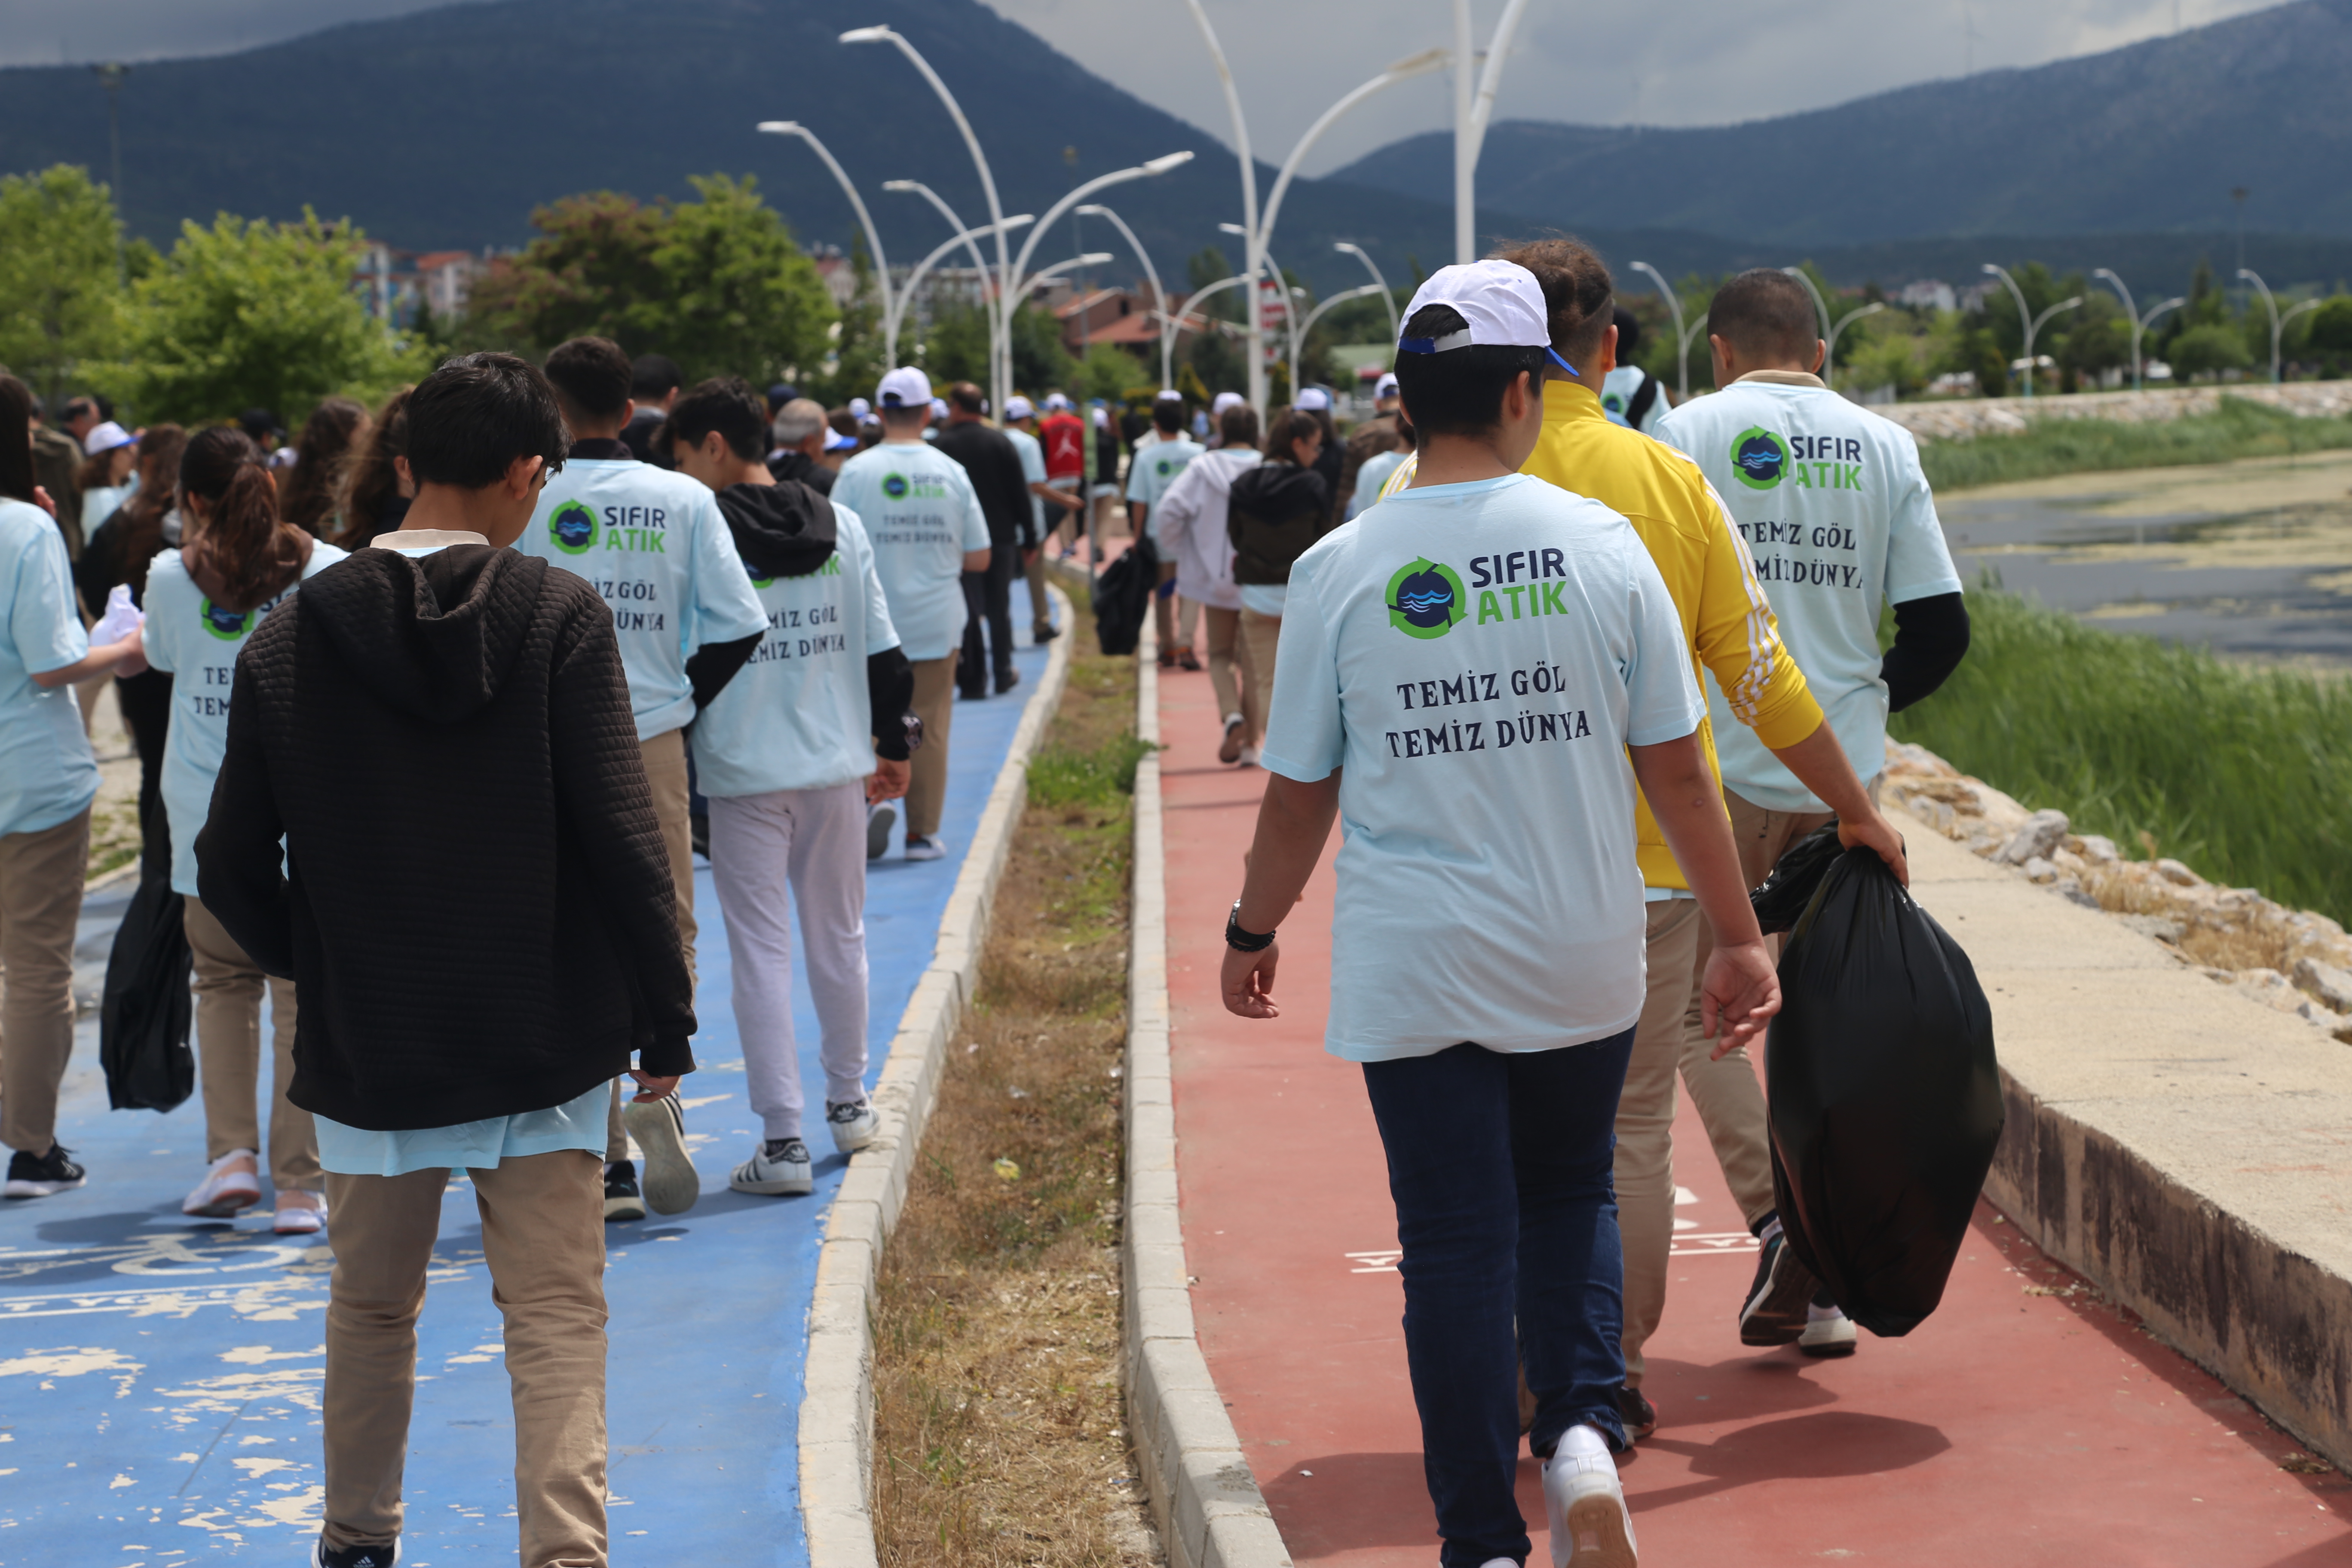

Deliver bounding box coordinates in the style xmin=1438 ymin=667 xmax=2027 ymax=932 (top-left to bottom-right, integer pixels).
xmin=1220 ymin=260 xmax=1781 ymax=1568
xmin=831 ymin=368 xmax=992 ymax=861
xmin=1129 ymin=391 xmax=1204 ymax=668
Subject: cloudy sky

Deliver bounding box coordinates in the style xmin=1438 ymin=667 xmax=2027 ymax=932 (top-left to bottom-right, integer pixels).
xmin=0 ymin=0 xmax=2293 ymax=172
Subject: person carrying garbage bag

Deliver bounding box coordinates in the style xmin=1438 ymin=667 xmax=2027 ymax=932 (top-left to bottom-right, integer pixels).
xmin=1655 ymin=265 xmax=1971 ymax=1354
xmin=1220 ymin=259 xmax=1784 ymax=1568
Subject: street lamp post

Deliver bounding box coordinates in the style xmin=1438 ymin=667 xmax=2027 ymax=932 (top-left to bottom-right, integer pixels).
xmin=893 ymin=217 xmax=1034 ymax=370
xmin=1333 ymin=242 xmax=1399 ymax=346
xmin=2136 ymin=296 xmax=2187 ymax=386
xmin=1225 ymin=225 xmax=1306 ymax=400
xmin=756 ymin=120 xmax=899 ymax=366
xmin=1452 ymin=0 xmax=1534 ymax=264
xmin=1076 ymin=203 xmax=1176 ymax=391
xmin=2239 ymin=268 xmax=2324 ymax=384
xmin=883 ymin=181 xmax=1004 ymax=384
xmin=1981 ymin=265 xmax=2079 ymax=398
xmin=2091 ymin=267 xmax=2143 ymax=392
xmin=1779 ymin=267 xmax=1882 ymax=389
xmin=842 ymin=25 xmax=1015 ymax=414
xmin=90 ymin=63 xmax=130 ymax=282
xmin=1630 ymin=260 xmax=1704 ymax=401
xmin=1004 ymin=155 xmax=1194 ymax=401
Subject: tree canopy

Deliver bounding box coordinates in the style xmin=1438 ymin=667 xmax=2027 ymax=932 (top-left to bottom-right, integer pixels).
xmin=0 ymin=165 xmax=132 ymax=404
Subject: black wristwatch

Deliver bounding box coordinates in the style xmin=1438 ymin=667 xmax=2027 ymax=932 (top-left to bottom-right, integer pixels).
xmin=1225 ymin=900 xmax=1277 ymax=952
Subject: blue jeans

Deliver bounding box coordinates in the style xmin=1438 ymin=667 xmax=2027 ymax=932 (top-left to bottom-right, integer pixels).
xmin=1361 ymin=1030 xmax=1635 ymax=1568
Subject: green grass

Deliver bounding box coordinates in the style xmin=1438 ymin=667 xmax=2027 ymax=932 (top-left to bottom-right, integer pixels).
xmin=1887 ymin=588 xmax=2352 ymax=925
xmin=1919 ymin=397 xmax=2352 ymax=491
xmin=1026 ymin=730 xmax=1154 ymax=809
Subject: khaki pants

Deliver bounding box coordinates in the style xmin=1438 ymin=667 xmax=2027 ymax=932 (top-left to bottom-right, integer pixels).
xmin=607 ymin=729 xmax=699 ymax=1162
xmin=1200 ymin=605 xmax=1251 ymax=736
xmin=0 ymin=808 xmax=91 ymax=1155
xmin=1238 ymin=607 xmax=1281 ymax=748
xmin=1613 ymin=899 xmax=1776 ymax=1386
xmin=184 ymin=897 xmax=318 ymax=1193
xmin=906 ymin=652 xmax=959 ymax=841
xmin=1024 ymin=545 xmax=1051 ymax=634
xmin=322 ymin=1149 xmax=609 ymax=1568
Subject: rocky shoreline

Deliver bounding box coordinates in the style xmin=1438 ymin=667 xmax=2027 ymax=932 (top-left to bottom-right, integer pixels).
xmin=1880 ymin=381 xmax=2352 ymax=444
xmin=1883 ymin=741 xmax=2352 ymax=1042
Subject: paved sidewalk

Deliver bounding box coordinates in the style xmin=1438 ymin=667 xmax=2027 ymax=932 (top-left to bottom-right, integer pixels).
xmin=1154 ymin=656 xmax=2351 ymax=1567
xmin=0 ymin=589 xmax=1055 ymax=1567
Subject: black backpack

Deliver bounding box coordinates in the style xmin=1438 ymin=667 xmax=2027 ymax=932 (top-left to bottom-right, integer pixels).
xmin=100 ymin=872 xmax=196 ymax=1112
xmin=1092 ymin=534 xmax=1159 ymax=657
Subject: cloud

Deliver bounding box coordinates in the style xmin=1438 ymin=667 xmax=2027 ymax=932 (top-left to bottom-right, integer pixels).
xmin=0 ymin=0 xmax=2294 ymax=175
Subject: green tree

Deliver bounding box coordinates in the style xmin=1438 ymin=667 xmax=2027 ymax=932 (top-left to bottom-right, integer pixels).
xmin=470 ymin=174 xmax=835 ymax=386
xmin=803 ymin=236 xmax=882 ymax=409
xmin=2167 ymin=323 xmax=2253 ymax=379
xmin=0 ymin=165 xmax=128 ymax=405
xmin=2306 ymin=295 xmax=2352 ymax=358
xmin=104 ymin=209 xmax=424 ymax=426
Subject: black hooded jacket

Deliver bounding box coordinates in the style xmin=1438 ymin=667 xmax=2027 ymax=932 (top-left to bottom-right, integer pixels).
xmin=196 ymin=544 xmax=697 ymax=1130
xmin=712 ymin=480 xmax=916 ymax=760
xmin=1227 ymin=462 xmax=1336 ymax=587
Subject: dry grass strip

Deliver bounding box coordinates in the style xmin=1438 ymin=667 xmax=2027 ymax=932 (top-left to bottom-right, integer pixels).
xmin=872 ymin=600 xmax=1161 ymax=1568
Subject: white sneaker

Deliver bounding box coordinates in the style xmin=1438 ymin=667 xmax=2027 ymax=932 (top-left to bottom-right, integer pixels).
xmin=621 ymin=1092 xmax=701 ymax=1216
xmin=273 ymin=1195 xmax=328 ymax=1235
xmin=903 ymin=833 xmax=946 ymax=862
xmin=1236 ymin=745 xmax=1260 ymax=769
xmin=1799 ymin=1299 xmax=1859 ymax=1358
xmin=730 ymin=1138 xmax=813 ymax=1197
xmin=1544 ymin=1424 xmax=1636 ymax=1568
xmin=183 ymin=1150 xmax=262 ymax=1218
xmin=826 ymin=1099 xmax=879 ymax=1154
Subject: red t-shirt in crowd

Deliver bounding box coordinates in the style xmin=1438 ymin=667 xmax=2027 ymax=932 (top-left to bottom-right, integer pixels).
xmin=1039 ymin=411 xmax=1086 ymax=482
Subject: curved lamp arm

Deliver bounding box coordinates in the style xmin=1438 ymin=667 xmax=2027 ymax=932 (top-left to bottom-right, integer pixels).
xmin=1334 ymin=243 xmax=1398 ymax=345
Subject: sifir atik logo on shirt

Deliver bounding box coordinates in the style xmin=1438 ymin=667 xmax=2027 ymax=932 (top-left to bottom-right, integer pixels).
xmin=1730 ymin=426 xmax=1867 ymax=494
xmin=1384 ymin=549 xmax=1600 ymax=639
xmin=200 ymin=600 xmax=250 ymax=640
xmin=551 ymin=498 xmax=671 ymax=555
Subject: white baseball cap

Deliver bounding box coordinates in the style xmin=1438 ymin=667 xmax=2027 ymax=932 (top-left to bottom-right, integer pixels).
xmin=929 ymin=396 xmax=949 ymax=420
xmin=1293 ymin=386 xmax=1331 ymax=412
xmin=847 ymin=396 xmax=872 ymax=418
xmin=876 ymin=367 xmax=931 ymax=410
xmin=82 ymin=420 xmax=134 ymax=454
xmin=1042 ymin=392 xmax=1072 ymax=412
xmin=1374 ymin=372 xmax=1399 ymax=399
xmin=824 ymin=428 xmax=858 ymax=451
xmin=1154 ymin=388 xmax=1184 ymax=404
xmin=1400 ymin=259 xmax=1578 ymax=378
xmin=1210 ymin=391 xmax=1245 ymax=414
xmin=1004 ymin=395 xmax=1035 ymax=421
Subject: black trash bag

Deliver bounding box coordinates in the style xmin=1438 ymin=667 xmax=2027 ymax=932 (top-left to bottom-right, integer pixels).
xmin=100 ymin=872 xmax=195 ymax=1112
xmin=1092 ymin=535 xmax=1158 ymax=657
xmin=1766 ymin=845 xmax=2003 ymax=1337
xmin=1749 ymin=821 xmax=1846 ymax=934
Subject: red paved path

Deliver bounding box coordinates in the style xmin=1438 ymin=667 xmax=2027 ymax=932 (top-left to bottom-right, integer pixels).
xmin=1156 ymin=658 xmax=2351 ymax=1567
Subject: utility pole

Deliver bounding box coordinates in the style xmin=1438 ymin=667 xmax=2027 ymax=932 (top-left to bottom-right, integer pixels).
xmin=90 ymin=62 xmax=130 ymax=282
xmin=2232 ymin=187 xmax=2249 ymax=279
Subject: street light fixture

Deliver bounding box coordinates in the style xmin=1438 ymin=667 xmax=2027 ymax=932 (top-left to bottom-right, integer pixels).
xmin=1076 ymin=203 xmax=1177 ymax=391
xmin=1002 ymin=156 xmax=1192 ymax=400
xmin=1452 ymin=0 xmax=1536 ymax=264
xmin=757 ymin=120 xmax=899 ymax=365
xmin=1225 ymin=224 xmax=1306 ymax=399
xmin=1981 ymin=265 xmax=2079 ymax=398
xmin=883 ymin=179 xmax=1011 ymax=397
xmin=842 ymin=25 xmax=1015 ymax=413
xmin=894 ymin=216 xmax=1034 ymax=368
xmin=90 ymin=63 xmax=130 ymax=282
xmin=1779 ymin=268 xmax=1882 ymax=389
xmin=2238 ymin=268 xmax=2324 ymax=384
xmin=1631 ymin=260 xmax=1706 ymax=401
xmin=1332 ymin=242 xmax=1399 ymax=346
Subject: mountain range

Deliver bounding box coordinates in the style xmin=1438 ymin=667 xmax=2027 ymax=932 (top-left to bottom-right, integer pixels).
xmin=0 ymin=0 xmax=2349 ymax=299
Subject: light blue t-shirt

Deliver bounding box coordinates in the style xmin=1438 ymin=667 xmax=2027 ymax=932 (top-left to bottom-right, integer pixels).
xmin=82 ymin=480 xmax=133 ymax=537
xmin=1348 ymin=450 xmax=1408 ymax=521
xmin=142 ymin=542 xmax=349 ymax=895
xmin=830 ymin=442 xmax=991 ymax=662
xmin=1126 ymin=437 xmax=1204 ymax=509
xmin=1261 ymin=472 xmax=1703 ymax=1063
xmin=1657 ymin=380 xmax=1963 ymax=811
xmin=0 ymin=499 xmax=99 ymax=840
xmin=315 ymin=1079 xmax=610 ymax=1177
xmin=1600 ymin=366 xmax=1666 ymax=436
xmin=1004 ymin=424 xmax=1047 ymax=544
xmin=514 ymin=457 xmax=770 ymax=740
xmin=692 ymin=504 xmax=900 ymax=797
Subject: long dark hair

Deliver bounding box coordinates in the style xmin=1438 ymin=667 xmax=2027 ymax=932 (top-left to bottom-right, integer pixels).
xmin=180 ymin=427 xmax=309 ymax=612
xmin=333 ymin=386 xmax=411 ymax=550
xmin=1264 ymin=408 xmax=1323 ymax=466
xmin=113 ymin=425 xmax=187 ymax=598
xmin=0 ymin=376 xmax=36 ymax=504
xmin=277 ymin=396 xmax=369 ymax=538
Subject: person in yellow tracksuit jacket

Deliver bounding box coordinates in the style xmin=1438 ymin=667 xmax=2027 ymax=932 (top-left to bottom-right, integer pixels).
xmin=1370 ymin=239 xmax=1912 ymax=1433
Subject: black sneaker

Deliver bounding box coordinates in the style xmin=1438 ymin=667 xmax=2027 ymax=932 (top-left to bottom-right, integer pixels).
xmin=1032 ymin=622 xmax=1059 ymax=643
xmin=995 ymin=668 xmax=1021 ymax=695
xmin=313 ymin=1536 xmax=398 ymax=1567
xmin=603 ymin=1159 xmax=646 ymax=1223
xmin=4 ymin=1144 xmax=86 ymax=1199
xmin=1617 ymin=1384 xmax=1658 ymax=1441
xmin=1739 ymin=1222 xmax=1818 ymax=1346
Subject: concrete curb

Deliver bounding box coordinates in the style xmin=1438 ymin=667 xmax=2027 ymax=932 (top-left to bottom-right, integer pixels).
xmin=1124 ymin=619 xmax=1294 ymax=1568
xmin=800 ymin=588 xmax=1074 ymax=1568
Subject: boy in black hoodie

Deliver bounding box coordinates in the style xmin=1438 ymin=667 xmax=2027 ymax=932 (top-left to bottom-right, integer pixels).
xmin=667 ymin=377 xmax=916 ymax=1198
xmin=198 ymin=352 xmax=694 ymax=1568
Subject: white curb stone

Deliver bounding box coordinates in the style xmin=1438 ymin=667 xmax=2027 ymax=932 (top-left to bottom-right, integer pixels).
xmin=799 ymin=588 xmax=1074 ymax=1568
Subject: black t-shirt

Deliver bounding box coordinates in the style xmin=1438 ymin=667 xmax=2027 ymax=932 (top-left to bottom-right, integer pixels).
xmin=932 ymin=422 xmax=1035 ymax=551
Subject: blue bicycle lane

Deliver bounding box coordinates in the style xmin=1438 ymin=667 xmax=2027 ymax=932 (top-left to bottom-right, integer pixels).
xmin=0 ymin=586 xmax=1057 ymax=1568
